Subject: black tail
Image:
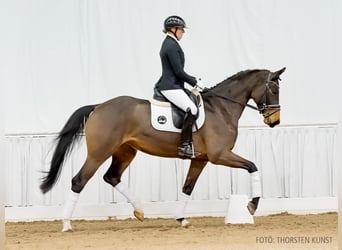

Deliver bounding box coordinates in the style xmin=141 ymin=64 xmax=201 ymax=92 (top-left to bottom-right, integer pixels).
xmin=40 ymin=104 xmax=96 ymax=193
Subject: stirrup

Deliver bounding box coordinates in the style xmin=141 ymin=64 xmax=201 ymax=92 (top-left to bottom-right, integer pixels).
xmin=178 ymin=143 xmax=199 ymax=158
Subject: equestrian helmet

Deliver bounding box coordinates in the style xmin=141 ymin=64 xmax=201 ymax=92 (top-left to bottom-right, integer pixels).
xmin=163 ymin=15 xmax=186 ymax=32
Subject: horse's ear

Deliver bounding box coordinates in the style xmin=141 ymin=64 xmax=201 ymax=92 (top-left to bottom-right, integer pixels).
xmin=271 ymin=67 xmax=286 ymax=81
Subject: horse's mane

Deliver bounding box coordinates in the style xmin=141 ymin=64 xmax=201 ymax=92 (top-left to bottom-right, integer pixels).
xmin=201 ymin=69 xmax=262 ymax=94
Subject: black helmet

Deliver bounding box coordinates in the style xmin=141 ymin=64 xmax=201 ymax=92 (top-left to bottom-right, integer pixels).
xmin=163 ymin=15 xmax=186 ymax=33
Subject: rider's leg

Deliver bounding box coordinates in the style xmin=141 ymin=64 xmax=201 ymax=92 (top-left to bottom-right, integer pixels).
xmin=178 ymin=109 xmax=197 ymax=157
xmin=160 ymin=89 xmax=197 ymax=115
xmin=160 ymin=89 xmax=198 ymax=158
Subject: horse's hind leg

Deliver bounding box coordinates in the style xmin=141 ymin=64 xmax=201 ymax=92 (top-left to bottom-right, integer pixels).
xmin=62 ymin=156 xmax=105 ymax=232
xmin=102 ymin=144 xmax=144 ymax=221
xmin=175 ymin=160 xmax=208 ymax=227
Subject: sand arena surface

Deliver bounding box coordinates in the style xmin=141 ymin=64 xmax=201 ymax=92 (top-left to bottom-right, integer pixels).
xmin=5 ymin=212 xmax=337 ymax=250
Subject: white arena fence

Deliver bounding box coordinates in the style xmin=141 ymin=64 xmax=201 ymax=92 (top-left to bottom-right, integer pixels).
xmin=4 ymin=125 xmax=338 ymax=221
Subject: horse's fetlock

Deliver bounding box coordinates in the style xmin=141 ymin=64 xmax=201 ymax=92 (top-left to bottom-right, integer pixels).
xmin=71 ymin=175 xmax=84 ymax=193
xmin=71 ymin=185 xmax=82 ymax=193
xmin=103 ymin=175 xmax=120 ymax=186
xmin=247 ymin=163 xmax=258 ymax=173
xmin=182 ymin=186 xmax=193 ymax=196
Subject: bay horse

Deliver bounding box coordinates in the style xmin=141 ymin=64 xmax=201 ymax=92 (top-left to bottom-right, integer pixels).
xmin=40 ymin=67 xmax=286 ymax=231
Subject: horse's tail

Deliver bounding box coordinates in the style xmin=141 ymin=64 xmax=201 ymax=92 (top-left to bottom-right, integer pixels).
xmin=40 ymin=104 xmax=96 ymax=194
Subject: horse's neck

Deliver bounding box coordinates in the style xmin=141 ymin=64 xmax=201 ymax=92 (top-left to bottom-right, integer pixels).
xmin=214 ymin=79 xmax=251 ymax=104
xmin=206 ymin=74 xmax=261 ymax=121
xmin=203 ymin=85 xmax=245 ymax=124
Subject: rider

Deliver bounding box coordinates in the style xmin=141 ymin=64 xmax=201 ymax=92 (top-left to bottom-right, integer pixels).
xmin=155 ymin=15 xmax=200 ymax=158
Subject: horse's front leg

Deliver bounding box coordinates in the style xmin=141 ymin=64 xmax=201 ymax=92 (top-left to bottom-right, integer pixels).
xmin=175 ymin=160 xmax=208 ymax=227
xmin=208 ymin=149 xmax=261 ymax=215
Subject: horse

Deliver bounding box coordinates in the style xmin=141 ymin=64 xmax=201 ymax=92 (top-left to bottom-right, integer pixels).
xmin=40 ymin=67 xmax=286 ymax=231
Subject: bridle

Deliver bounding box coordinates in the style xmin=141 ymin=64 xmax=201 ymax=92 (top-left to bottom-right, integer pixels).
xmin=257 ymin=72 xmax=281 ymax=118
xmin=203 ymin=71 xmax=280 ymax=118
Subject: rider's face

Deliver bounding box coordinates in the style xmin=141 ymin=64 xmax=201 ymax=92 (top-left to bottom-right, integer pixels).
xmin=177 ymin=27 xmax=185 ymax=39
xmin=171 ymin=27 xmax=185 ymax=40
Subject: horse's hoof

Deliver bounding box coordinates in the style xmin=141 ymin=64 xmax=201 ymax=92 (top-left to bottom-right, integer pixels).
xmin=181 ymin=219 xmax=191 ymax=228
xmin=177 ymin=218 xmax=191 ymax=228
xmin=62 ymin=227 xmax=73 ymax=232
xmin=134 ymin=209 xmax=144 ymax=222
xmin=61 ymin=220 xmax=73 ymax=232
xmin=247 ymin=197 xmax=260 ymax=215
xmin=247 ymin=202 xmax=256 ymax=215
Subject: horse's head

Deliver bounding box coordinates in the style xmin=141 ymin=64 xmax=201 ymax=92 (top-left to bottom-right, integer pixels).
xmin=251 ymin=67 xmax=286 ymax=127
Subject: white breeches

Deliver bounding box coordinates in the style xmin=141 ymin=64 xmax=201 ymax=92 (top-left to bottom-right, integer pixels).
xmin=160 ymin=89 xmax=197 ymax=115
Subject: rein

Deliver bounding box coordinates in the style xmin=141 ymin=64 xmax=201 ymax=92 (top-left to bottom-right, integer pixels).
xmin=202 ymin=72 xmax=280 ymax=116
xmin=203 ymin=92 xmax=260 ymax=111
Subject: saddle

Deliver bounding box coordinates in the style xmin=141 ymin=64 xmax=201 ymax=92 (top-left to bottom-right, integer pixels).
xmin=153 ymin=87 xmax=201 ymax=129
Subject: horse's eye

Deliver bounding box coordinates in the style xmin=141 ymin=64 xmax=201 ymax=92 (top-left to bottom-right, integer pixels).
xmin=268 ymin=86 xmax=278 ymax=95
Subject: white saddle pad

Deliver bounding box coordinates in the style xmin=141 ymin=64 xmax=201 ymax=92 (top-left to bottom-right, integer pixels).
xmin=149 ymin=97 xmax=205 ymax=133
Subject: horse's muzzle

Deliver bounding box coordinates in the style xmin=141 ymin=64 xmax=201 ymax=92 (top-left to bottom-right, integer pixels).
xmin=263 ymin=110 xmax=280 ymax=128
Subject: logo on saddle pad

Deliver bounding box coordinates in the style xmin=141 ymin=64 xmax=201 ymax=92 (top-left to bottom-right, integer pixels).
xmin=149 ymin=91 xmax=205 ymax=133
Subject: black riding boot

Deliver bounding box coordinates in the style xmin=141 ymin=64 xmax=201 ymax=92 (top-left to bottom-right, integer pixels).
xmin=178 ymin=110 xmax=197 ymax=158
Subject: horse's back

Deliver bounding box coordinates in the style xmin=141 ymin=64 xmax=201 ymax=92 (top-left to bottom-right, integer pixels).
xmin=94 ymin=96 xmax=149 ymax=115
xmin=86 ymin=96 xmax=150 ymax=134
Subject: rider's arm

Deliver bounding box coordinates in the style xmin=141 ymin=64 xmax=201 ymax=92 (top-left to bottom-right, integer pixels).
xmin=166 ymin=44 xmax=197 ymax=87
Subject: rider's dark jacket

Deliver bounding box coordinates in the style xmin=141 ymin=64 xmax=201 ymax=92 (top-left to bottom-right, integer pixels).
xmin=155 ymin=35 xmax=197 ymax=91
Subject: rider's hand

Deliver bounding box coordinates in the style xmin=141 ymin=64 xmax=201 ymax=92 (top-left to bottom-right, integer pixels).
xmin=195 ymin=78 xmax=204 ymax=91
xmin=195 ymin=85 xmax=204 ymax=91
